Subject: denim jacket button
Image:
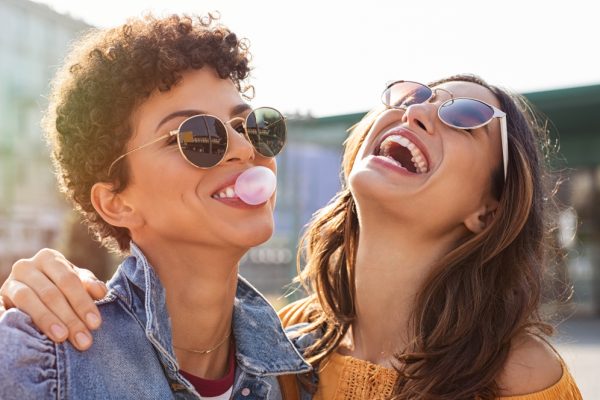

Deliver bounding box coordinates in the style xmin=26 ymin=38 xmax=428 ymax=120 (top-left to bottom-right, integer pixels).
xmin=241 ymin=387 xmax=251 ymax=396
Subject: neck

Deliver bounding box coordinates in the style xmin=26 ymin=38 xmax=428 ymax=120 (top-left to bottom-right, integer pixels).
xmin=347 ymin=209 xmax=464 ymax=367
xmin=135 ymin=238 xmax=244 ymax=379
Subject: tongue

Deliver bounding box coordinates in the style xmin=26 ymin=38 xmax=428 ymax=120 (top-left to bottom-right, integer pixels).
xmin=234 ymin=166 xmax=277 ymax=205
xmin=382 ymin=142 xmax=417 ymax=173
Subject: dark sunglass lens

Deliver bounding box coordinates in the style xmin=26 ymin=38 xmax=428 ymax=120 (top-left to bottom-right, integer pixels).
xmin=382 ymin=81 xmax=432 ymax=108
xmin=178 ymin=116 xmax=228 ymax=168
xmin=439 ymin=98 xmax=494 ymax=128
xmin=246 ymin=107 xmax=286 ymax=157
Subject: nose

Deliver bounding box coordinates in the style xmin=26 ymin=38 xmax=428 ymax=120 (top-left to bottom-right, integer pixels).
xmin=223 ymin=124 xmax=255 ymax=164
xmin=402 ymin=102 xmax=436 ymax=135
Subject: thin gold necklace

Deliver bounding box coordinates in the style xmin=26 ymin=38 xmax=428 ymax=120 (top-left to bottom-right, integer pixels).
xmin=173 ymin=331 xmax=232 ymax=355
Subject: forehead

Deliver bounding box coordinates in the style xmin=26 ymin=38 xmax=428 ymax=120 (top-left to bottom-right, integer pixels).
xmin=130 ymin=68 xmax=243 ymax=136
xmin=433 ymin=81 xmax=500 ymax=109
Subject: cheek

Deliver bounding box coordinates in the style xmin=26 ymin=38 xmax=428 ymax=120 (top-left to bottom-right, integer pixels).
xmin=128 ymin=160 xmax=165 ymax=197
xmin=356 ymin=140 xmax=370 ymax=160
xmin=257 ymin=157 xmax=277 ymax=208
xmin=348 ymin=142 xmax=370 ymax=176
xmin=267 ymin=158 xmax=277 ymax=174
xmin=445 ymin=156 xmax=490 ymax=199
xmin=269 ymin=186 xmax=277 ymax=210
xmin=132 ymin=153 xmax=207 ymax=201
xmin=432 ymin=142 xmax=492 ymax=204
xmin=445 ymin=137 xmax=485 ymax=175
xmin=450 ymin=163 xmax=492 ymax=212
xmin=255 ymin=153 xmax=277 ymax=172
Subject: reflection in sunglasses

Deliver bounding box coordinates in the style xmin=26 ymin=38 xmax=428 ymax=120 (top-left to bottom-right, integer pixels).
xmin=382 ymin=81 xmax=508 ymax=180
xmin=107 ymin=107 xmax=287 ymax=174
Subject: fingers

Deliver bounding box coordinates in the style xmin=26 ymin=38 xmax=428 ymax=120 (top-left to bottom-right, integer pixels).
xmin=4 ymin=271 xmax=95 ymax=350
xmin=5 ymin=249 xmax=106 ymax=350
xmin=38 ymin=259 xmax=104 ymax=329
xmin=74 ymin=266 xmax=108 ymax=300
xmin=2 ymin=278 xmax=69 ymax=342
xmin=13 ymin=253 xmax=102 ymax=323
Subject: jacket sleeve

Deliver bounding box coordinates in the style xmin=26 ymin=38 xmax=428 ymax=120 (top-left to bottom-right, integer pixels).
xmin=0 ymin=309 xmax=60 ymax=399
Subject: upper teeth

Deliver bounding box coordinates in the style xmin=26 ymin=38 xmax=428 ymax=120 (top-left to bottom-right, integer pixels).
xmin=379 ymin=135 xmax=429 ymax=173
xmin=212 ymin=185 xmax=237 ymax=199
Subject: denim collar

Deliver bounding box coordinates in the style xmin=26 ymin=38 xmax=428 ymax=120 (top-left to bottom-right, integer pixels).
xmin=108 ymin=242 xmax=311 ymax=377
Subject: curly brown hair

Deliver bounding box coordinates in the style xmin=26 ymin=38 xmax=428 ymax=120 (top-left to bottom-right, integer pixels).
xmin=43 ymin=13 xmax=252 ymax=253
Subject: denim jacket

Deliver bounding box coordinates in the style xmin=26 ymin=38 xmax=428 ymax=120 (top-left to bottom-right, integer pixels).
xmin=0 ymin=243 xmax=312 ymax=399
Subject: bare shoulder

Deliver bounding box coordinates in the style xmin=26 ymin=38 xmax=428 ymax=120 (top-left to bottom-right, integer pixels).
xmin=497 ymin=334 xmax=563 ymax=396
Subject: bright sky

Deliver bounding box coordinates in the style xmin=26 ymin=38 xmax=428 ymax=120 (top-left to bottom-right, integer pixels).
xmin=36 ymin=0 xmax=600 ymax=117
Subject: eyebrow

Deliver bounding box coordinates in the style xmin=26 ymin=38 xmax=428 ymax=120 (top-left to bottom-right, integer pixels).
xmin=155 ymin=103 xmax=252 ymax=132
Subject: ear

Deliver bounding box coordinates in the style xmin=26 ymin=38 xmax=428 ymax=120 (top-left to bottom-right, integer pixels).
xmin=90 ymin=182 xmax=144 ymax=230
xmin=463 ymin=199 xmax=499 ymax=234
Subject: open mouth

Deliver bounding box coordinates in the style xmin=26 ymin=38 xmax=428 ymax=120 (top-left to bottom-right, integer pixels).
xmin=374 ymin=134 xmax=429 ymax=174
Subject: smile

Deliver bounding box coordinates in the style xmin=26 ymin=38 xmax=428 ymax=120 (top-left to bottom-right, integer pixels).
xmin=373 ymin=129 xmax=430 ymax=174
xmin=212 ymin=184 xmax=238 ymax=199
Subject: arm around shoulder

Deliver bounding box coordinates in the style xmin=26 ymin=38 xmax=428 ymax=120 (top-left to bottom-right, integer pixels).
xmin=0 ymin=309 xmax=61 ymax=399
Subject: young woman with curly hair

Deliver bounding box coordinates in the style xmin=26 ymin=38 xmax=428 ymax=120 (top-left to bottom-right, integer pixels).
xmin=0 ymin=14 xmax=311 ymax=400
xmin=0 ymin=49 xmax=582 ymax=400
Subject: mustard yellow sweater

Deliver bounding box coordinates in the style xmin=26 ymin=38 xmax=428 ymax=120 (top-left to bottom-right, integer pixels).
xmin=279 ymin=300 xmax=582 ymax=400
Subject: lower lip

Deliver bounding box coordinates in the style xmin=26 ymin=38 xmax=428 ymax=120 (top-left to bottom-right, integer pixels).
xmin=212 ymin=197 xmax=267 ymax=209
xmin=367 ymin=155 xmax=420 ymax=177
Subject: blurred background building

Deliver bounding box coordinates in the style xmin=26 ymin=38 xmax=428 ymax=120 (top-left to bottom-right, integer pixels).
xmin=0 ymin=0 xmax=92 ymax=279
xmin=526 ymin=85 xmax=600 ymax=315
xmin=244 ymin=86 xmax=600 ymax=314
xmin=1 ymin=0 xmax=599 ymax=317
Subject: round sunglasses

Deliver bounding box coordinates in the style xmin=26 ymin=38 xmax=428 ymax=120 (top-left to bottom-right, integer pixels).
xmin=381 ymin=80 xmax=508 ymax=180
xmin=108 ymin=107 xmax=287 ymax=175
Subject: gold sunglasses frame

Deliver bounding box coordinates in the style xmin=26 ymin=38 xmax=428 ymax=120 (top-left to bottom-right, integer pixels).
xmin=107 ymin=107 xmax=287 ymax=176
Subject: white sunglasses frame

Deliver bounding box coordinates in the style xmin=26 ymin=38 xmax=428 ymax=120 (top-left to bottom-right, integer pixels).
xmin=382 ymin=80 xmax=508 ymax=180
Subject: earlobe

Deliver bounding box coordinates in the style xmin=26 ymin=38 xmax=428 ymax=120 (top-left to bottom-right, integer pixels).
xmin=464 ymin=201 xmax=499 ymax=234
xmin=90 ymin=183 xmax=142 ymax=229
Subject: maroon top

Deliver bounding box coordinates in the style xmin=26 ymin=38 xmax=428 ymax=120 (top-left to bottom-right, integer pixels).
xmin=180 ymin=351 xmax=236 ymax=397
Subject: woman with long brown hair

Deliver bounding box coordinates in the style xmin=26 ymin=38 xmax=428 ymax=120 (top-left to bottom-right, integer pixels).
xmin=278 ymin=75 xmax=582 ymax=399
xmin=1 ymin=75 xmax=582 ymax=399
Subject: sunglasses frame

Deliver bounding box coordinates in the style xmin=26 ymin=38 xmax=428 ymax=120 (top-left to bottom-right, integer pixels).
xmin=382 ymin=80 xmax=508 ymax=180
xmin=107 ymin=107 xmax=287 ymax=176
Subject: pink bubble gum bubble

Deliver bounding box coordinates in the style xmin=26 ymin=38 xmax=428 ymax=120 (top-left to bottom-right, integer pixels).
xmin=234 ymin=166 xmax=277 ymax=205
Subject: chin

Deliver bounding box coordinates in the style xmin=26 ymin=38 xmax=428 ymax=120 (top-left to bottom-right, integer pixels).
xmin=349 ymin=168 xmax=417 ymax=220
xmin=238 ymin=224 xmax=274 ymax=248
xmin=230 ymin=214 xmax=275 ymax=248
xmin=349 ymin=168 xmax=392 ymax=202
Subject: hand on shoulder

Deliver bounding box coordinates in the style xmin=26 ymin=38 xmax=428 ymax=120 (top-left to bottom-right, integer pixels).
xmin=497 ymin=334 xmax=563 ymax=396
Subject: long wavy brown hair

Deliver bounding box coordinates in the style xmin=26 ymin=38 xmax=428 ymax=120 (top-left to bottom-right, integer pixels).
xmin=296 ymin=74 xmax=560 ymax=399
